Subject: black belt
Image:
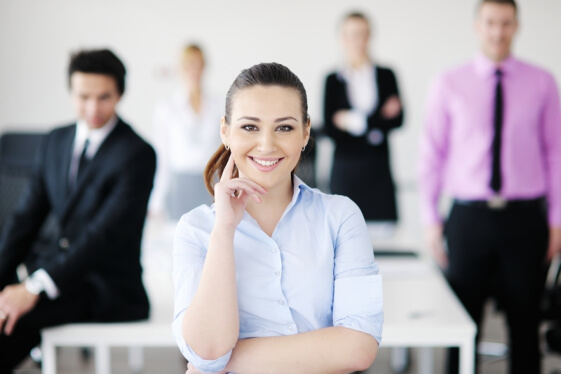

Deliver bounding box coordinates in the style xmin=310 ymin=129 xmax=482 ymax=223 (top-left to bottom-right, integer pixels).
xmin=454 ymin=196 xmax=545 ymax=210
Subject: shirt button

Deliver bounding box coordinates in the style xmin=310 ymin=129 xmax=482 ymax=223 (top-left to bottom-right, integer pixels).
xmin=59 ymin=238 xmax=70 ymax=250
xmin=272 ymin=248 xmax=277 ymax=253
xmin=287 ymin=325 xmax=293 ymax=332
xmin=278 ymin=300 xmax=285 ymax=306
xmin=275 ymin=271 xmax=281 ymax=276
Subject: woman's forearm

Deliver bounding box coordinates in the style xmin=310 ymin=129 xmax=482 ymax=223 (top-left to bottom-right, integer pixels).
xmin=182 ymin=227 xmax=239 ymax=359
xmin=225 ymin=326 xmax=378 ymax=374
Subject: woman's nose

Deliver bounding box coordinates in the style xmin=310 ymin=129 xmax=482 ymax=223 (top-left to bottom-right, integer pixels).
xmin=257 ymin=132 xmax=277 ymax=153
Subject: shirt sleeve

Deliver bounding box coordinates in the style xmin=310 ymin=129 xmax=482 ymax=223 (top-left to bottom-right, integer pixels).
xmin=27 ymin=268 xmax=59 ymax=299
xmin=332 ymin=198 xmax=384 ymax=345
xmin=418 ymin=74 xmax=450 ymax=226
xmin=344 ymin=110 xmax=368 ymax=136
xmin=541 ymin=73 xmax=561 ymax=226
xmin=172 ymin=213 xmax=232 ymax=372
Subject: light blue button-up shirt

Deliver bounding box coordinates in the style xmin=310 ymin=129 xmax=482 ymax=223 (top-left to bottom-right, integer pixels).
xmin=172 ymin=177 xmax=383 ymax=372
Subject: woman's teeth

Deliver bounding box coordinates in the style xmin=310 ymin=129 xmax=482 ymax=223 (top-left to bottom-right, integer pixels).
xmin=253 ymin=158 xmax=279 ymax=166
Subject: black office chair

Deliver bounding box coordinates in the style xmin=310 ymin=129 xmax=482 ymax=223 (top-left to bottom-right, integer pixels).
xmin=0 ymin=131 xmax=44 ymax=232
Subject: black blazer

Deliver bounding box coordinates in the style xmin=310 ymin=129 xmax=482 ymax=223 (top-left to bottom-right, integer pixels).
xmin=0 ymin=118 xmax=156 ymax=322
xmin=323 ymin=66 xmax=403 ymax=221
xmin=323 ymin=65 xmax=404 ymax=155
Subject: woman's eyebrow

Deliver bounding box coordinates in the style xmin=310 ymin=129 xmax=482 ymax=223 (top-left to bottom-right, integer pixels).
xmin=236 ymin=116 xmax=260 ymax=122
xmin=275 ymin=116 xmax=297 ymax=123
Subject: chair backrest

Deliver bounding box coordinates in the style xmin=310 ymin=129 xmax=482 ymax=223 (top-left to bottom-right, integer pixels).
xmin=0 ymin=132 xmax=45 ymax=231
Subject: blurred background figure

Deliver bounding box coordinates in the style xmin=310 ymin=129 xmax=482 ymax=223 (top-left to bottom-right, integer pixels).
xmin=419 ymin=0 xmax=561 ymax=372
xmin=149 ymin=44 xmax=222 ymax=221
xmin=323 ymin=11 xmax=404 ymax=239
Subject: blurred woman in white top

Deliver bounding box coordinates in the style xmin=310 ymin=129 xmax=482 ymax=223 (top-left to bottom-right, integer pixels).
xmin=150 ymin=44 xmax=222 ymax=220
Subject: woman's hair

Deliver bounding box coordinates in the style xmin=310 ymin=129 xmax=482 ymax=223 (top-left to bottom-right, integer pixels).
xmin=204 ymin=62 xmax=309 ymax=196
xmin=478 ymin=0 xmax=517 ymax=14
xmin=182 ymin=44 xmax=205 ymax=66
xmin=341 ymin=11 xmax=371 ymax=29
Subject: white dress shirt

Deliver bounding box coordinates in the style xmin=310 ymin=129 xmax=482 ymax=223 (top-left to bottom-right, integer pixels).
xmin=149 ymin=90 xmax=222 ymax=215
xmin=172 ymin=177 xmax=383 ymax=372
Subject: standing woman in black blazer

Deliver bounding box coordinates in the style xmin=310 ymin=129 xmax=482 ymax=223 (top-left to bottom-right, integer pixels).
xmin=324 ymin=12 xmax=404 ymax=230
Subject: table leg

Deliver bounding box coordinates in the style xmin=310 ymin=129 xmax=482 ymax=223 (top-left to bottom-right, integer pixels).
xmin=418 ymin=347 xmax=434 ymax=374
xmin=128 ymin=346 xmax=144 ymax=372
xmin=95 ymin=344 xmax=110 ymax=374
xmin=41 ymin=340 xmax=56 ymax=374
xmin=459 ymin=340 xmax=475 ymax=374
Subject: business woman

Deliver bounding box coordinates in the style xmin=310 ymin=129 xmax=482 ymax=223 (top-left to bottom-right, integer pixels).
xmin=172 ymin=62 xmax=383 ymax=373
xmin=150 ymin=44 xmax=222 ymax=220
xmin=324 ymin=12 xmax=404 ymax=233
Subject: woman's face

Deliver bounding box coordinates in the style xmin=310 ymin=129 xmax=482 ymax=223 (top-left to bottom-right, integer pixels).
xmin=341 ymin=17 xmax=371 ymax=62
xmin=180 ymin=51 xmax=204 ymax=86
xmin=221 ymin=85 xmax=310 ymax=192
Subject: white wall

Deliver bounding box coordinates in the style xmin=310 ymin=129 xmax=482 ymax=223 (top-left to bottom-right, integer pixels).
xmin=1 ymin=0 xmax=560 ymax=240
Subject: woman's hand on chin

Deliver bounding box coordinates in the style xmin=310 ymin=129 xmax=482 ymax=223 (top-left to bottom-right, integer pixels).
xmin=214 ymin=154 xmax=267 ymax=230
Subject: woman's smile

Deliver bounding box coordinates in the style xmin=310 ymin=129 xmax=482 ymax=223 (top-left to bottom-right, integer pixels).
xmin=249 ymin=156 xmax=284 ymax=171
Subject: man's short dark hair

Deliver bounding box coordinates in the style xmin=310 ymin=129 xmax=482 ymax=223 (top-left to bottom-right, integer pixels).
xmin=68 ymin=49 xmax=126 ymax=95
xmin=479 ymin=0 xmax=517 ymax=14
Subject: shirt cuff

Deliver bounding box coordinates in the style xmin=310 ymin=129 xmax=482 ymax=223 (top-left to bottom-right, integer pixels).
xmin=333 ymin=274 xmax=384 ymax=344
xmin=27 ymin=269 xmax=60 ymax=300
xmin=343 ymin=110 xmax=368 ymax=136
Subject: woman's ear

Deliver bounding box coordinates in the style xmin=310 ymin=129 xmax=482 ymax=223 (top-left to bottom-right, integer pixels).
xmin=220 ymin=116 xmax=229 ymax=146
xmin=303 ymin=117 xmax=311 ymax=146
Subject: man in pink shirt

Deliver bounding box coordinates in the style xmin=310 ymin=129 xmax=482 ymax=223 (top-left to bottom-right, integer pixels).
xmin=419 ymin=0 xmax=561 ymax=373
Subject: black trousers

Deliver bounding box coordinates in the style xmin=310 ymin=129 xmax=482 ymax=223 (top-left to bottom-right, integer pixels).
xmin=444 ymin=201 xmax=549 ymax=374
xmin=0 ymin=279 xmax=92 ymax=373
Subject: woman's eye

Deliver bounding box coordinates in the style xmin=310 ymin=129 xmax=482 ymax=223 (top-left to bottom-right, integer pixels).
xmin=241 ymin=124 xmax=258 ymax=131
xmin=277 ymin=125 xmax=294 ymax=132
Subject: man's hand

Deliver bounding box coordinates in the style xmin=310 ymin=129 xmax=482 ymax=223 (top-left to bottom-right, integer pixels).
xmin=0 ymin=283 xmax=40 ymax=335
xmin=547 ymin=227 xmax=561 ymax=261
xmin=426 ymin=224 xmax=448 ymax=268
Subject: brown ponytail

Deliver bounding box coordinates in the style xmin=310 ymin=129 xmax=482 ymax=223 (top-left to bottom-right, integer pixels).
xmin=204 ymin=144 xmax=238 ymax=197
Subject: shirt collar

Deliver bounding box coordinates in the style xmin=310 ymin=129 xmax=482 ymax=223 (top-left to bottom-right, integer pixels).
xmin=338 ymin=62 xmax=375 ymax=81
xmin=474 ymin=51 xmax=517 ymax=78
xmin=75 ymin=115 xmax=118 ymax=156
xmin=209 ymin=175 xmax=313 ymax=214
xmin=76 ymin=115 xmax=118 ymax=142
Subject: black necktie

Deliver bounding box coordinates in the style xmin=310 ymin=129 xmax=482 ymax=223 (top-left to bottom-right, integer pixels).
xmin=77 ymin=138 xmax=90 ymax=182
xmin=490 ymin=69 xmax=503 ymax=193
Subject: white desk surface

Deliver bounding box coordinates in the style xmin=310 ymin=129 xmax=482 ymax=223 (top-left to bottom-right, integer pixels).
xmin=378 ymin=258 xmax=476 ymax=347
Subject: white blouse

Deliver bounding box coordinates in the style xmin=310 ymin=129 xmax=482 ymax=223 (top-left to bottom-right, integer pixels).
xmin=339 ymin=63 xmax=379 ymax=136
xmin=149 ymin=89 xmax=223 ymax=214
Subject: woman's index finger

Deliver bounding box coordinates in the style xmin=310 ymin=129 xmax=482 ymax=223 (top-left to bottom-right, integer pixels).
xmin=221 ymin=153 xmax=235 ymax=182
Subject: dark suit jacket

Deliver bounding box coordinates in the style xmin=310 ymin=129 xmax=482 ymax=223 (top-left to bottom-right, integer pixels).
xmin=323 ymin=66 xmax=404 ymax=220
xmin=0 ymin=118 xmax=156 ymax=322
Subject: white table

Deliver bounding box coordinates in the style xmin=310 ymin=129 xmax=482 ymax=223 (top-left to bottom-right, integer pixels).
xmin=378 ymin=257 xmax=476 ymax=374
xmin=42 ymin=221 xmax=475 ymax=374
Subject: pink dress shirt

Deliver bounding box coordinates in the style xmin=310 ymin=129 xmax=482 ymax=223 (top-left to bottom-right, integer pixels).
xmin=419 ymin=53 xmax=561 ymax=226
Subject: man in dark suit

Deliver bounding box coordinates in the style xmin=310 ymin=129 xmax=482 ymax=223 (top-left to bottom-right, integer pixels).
xmin=0 ymin=49 xmax=156 ymax=371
